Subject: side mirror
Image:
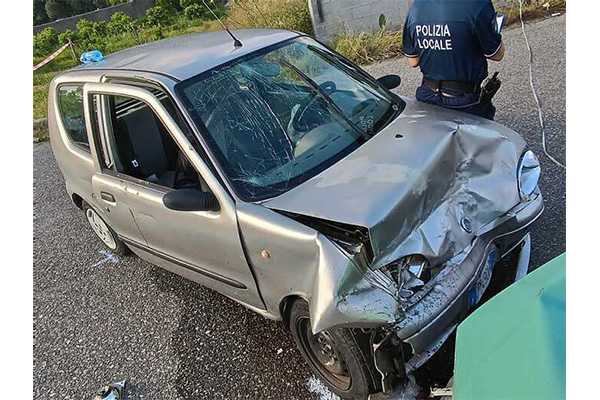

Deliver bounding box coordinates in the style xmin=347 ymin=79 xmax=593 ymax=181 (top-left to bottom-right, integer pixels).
xmin=163 ymin=188 xmax=219 ymax=212
xmin=377 ymin=74 xmax=401 ymax=90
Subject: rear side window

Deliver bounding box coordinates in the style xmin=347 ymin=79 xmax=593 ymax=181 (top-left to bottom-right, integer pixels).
xmin=57 ymin=85 xmax=89 ymax=150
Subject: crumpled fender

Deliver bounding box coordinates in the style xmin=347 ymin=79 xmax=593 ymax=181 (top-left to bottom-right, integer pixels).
xmin=236 ymin=202 xmax=401 ymax=333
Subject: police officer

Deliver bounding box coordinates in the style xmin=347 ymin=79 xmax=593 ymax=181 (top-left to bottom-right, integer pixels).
xmin=402 ymin=0 xmax=505 ymax=120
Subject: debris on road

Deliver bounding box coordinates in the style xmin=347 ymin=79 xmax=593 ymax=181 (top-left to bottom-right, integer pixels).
xmin=93 ymin=379 xmax=127 ymax=400
xmin=91 ymin=250 xmax=120 ymax=268
xmin=306 ymin=376 xmax=339 ymax=400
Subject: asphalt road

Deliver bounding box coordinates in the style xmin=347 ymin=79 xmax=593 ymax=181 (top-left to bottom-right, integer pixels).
xmin=33 ymin=15 xmax=565 ymax=400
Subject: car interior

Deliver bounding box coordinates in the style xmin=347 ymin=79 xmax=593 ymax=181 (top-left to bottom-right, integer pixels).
xmin=102 ymin=91 xmax=207 ymax=192
xmin=189 ymin=65 xmax=351 ymax=185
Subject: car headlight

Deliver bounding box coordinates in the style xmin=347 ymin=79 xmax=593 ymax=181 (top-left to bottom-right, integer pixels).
xmin=517 ymin=150 xmax=541 ymax=199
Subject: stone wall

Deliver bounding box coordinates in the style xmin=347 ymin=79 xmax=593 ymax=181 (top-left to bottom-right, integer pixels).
xmin=33 ymin=0 xmax=155 ymax=34
xmin=308 ymin=0 xmax=412 ymax=43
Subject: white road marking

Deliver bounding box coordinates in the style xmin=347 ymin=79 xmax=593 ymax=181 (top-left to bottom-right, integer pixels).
xmin=305 ymin=374 xmax=422 ymax=400
xmin=92 ymin=250 xmax=120 ymax=268
xmin=306 ymin=376 xmax=340 ymax=400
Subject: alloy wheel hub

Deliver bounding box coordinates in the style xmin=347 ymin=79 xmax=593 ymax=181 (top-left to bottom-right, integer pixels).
xmin=86 ymin=209 xmax=117 ymax=250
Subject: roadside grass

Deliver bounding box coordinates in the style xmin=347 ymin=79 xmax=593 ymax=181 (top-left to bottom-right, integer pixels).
xmin=33 ymin=86 xmax=49 ymax=120
xmin=497 ymin=0 xmax=566 ymax=26
xmin=32 ymin=17 xmax=222 ymax=122
xmin=333 ymin=29 xmax=403 ymax=65
xmin=227 ymin=0 xmax=313 ymax=35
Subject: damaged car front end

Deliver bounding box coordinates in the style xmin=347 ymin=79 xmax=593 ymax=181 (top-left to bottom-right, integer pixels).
xmin=234 ymin=100 xmax=542 ymax=397
xmin=172 ymin=34 xmax=543 ymax=398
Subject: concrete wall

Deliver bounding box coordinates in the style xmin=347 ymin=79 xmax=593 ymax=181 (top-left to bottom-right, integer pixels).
xmin=308 ymin=0 xmax=411 ymax=43
xmin=33 ymin=0 xmax=155 ymax=34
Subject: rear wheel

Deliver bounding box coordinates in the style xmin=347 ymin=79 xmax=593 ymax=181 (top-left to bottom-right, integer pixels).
xmin=289 ymin=300 xmax=379 ymax=399
xmin=83 ymin=202 xmax=129 ymax=256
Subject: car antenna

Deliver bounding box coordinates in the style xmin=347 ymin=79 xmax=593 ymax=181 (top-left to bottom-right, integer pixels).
xmin=200 ymin=0 xmax=243 ymax=48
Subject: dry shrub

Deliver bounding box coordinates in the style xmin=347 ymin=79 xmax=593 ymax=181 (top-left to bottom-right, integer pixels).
xmin=495 ymin=0 xmax=566 ymax=25
xmin=227 ymin=0 xmax=314 ymax=35
xmin=333 ymin=29 xmax=403 ymax=65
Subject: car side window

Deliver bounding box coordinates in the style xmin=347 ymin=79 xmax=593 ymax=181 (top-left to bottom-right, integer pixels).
xmin=57 ymin=85 xmax=89 ymax=150
xmin=100 ymin=94 xmax=205 ymax=191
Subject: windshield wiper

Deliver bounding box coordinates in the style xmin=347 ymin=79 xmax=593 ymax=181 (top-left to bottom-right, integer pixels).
xmin=280 ymin=60 xmax=372 ymax=141
xmin=308 ymin=45 xmax=385 ymax=94
xmin=307 ymin=46 xmax=403 ymax=134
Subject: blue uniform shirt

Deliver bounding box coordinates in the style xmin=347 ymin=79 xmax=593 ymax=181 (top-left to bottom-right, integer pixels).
xmin=402 ymin=0 xmax=502 ymax=84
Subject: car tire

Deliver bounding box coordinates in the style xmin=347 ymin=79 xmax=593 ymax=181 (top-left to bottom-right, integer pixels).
xmin=83 ymin=201 xmax=129 ymax=256
xmin=289 ymin=300 xmax=380 ymax=400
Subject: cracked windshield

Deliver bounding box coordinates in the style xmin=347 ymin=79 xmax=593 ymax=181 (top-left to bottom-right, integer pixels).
xmin=178 ymin=37 xmax=402 ymax=200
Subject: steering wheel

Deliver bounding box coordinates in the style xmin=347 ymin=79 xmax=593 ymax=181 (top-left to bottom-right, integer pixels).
xmin=320 ymin=80 xmax=337 ymax=95
xmin=291 ymin=81 xmax=337 ymax=133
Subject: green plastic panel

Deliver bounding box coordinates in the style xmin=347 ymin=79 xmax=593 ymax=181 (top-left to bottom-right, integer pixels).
xmin=454 ymin=253 xmax=565 ymax=400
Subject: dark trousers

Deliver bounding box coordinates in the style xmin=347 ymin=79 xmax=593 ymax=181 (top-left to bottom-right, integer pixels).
xmin=415 ymin=84 xmax=496 ymax=120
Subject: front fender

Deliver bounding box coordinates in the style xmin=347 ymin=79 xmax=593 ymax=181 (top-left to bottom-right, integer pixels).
xmin=236 ymin=202 xmax=400 ymax=333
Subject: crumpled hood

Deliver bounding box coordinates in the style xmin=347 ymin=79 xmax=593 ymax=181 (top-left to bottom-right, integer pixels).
xmin=263 ymin=97 xmax=526 ymax=267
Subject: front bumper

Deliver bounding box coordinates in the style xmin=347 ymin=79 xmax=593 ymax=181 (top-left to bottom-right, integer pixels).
xmin=392 ymin=192 xmax=544 ymax=371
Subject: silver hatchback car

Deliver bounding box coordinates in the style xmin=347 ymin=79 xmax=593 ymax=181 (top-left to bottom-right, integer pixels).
xmin=49 ymin=29 xmax=543 ymax=399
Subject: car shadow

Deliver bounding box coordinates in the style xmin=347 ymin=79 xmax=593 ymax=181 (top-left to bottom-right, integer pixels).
xmin=148 ymin=267 xmax=314 ymax=399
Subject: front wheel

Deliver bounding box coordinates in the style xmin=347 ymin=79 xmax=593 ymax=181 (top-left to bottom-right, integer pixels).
xmin=83 ymin=202 xmax=129 ymax=256
xmin=289 ymin=300 xmax=380 ymax=399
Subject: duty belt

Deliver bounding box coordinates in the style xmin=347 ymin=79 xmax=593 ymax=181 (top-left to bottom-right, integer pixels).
xmin=423 ymin=78 xmax=480 ymax=94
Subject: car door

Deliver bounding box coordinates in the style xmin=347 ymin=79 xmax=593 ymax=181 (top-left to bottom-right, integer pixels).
xmin=82 ymin=83 xmax=265 ymax=311
xmin=83 ymin=90 xmax=146 ymax=245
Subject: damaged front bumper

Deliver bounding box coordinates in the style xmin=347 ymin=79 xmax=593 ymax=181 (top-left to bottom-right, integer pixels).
xmin=374 ymin=192 xmax=543 ymax=389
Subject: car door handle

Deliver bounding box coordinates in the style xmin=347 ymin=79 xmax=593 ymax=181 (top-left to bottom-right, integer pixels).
xmin=100 ymin=191 xmax=116 ymax=203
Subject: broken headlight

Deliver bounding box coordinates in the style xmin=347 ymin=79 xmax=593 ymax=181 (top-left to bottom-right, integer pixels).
xmin=381 ymin=255 xmax=430 ymax=300
xmin=517 ymin=150 xmax=541 ymax=200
